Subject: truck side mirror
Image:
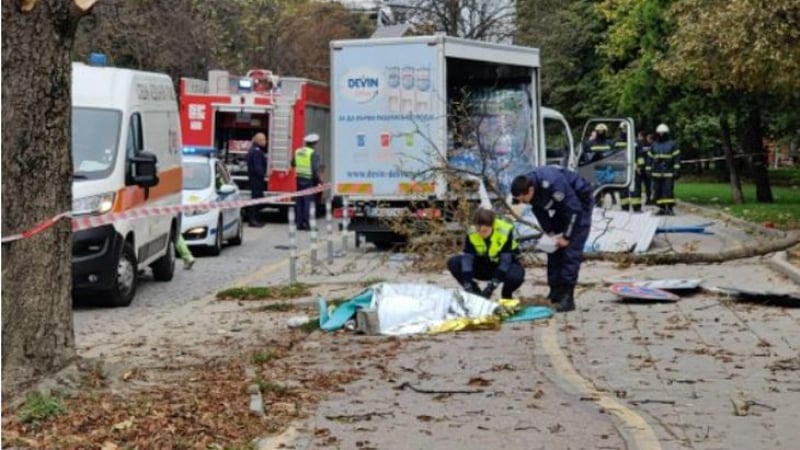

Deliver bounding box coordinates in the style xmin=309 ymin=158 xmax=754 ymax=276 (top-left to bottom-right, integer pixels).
xmin=127 ymin=151 xmax=159 ymax=188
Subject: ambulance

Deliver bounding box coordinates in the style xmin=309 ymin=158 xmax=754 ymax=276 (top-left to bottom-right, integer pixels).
xmin=71 ymin=54 xmax=183 ymax=306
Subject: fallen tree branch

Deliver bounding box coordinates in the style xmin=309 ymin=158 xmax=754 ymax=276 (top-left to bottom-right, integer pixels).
xmin=629 ymin=399 xmax=677 ymax=406
xmin=325 ymin=411 xmax=394 ymax=422
xmin=393 ymin=381 xmax=484 ymax=395
xmin=584 ymin=231 xmax=800 ymax=265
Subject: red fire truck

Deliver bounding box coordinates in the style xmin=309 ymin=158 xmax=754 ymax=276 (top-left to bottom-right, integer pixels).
xmin=178 ymin=69 xmax=331 ymax=210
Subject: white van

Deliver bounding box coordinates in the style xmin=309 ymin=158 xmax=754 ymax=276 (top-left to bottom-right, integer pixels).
xmin=71 ymin=56 xmax=183 ymax=306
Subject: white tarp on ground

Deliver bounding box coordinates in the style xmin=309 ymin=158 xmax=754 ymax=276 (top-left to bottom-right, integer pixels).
xmin=371 ymin=283 xmax=499 ymax=335
xmin=513 ymin=205 xmax=659 ymax=254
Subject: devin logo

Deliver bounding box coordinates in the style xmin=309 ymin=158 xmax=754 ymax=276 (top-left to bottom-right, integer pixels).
xmin=342 ymin=68 xmax=381 ymax=103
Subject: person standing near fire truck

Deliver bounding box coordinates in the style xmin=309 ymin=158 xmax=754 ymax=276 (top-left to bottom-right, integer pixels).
xmin=291 ymin=133 xmax=321 ymax=230
xmin=246 ymin=132 xmax=267 ymax=227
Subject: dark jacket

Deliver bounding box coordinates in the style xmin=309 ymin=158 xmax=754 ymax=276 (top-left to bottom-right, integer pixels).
xmin=523 ymin=166 xmax=593 ymax=239
xmin=246 ymin=143 xmax=267 ymax=183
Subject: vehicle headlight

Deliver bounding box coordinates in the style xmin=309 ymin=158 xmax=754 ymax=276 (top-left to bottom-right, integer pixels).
xmin=73 ymin=192 xmax=116 ymax=216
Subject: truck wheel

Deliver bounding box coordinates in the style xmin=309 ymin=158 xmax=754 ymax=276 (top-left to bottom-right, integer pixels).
xmin=373 ymin=240 xmax=395 ymax=251
xmin=229 ymin=216 xmax=243 ymax=246
xmin=106 ymin=241 xmax=137 ymax=307
xmin=208 ymin=216 xmax=223 ymax=255
xmin=152 ymin=229 xmax=176 ymax=281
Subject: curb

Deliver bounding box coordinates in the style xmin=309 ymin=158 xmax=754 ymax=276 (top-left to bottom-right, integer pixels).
xmin=767 ymin=251 xmax=800 ymax=286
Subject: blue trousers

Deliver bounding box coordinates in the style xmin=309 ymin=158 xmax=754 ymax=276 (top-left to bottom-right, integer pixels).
xmin=548 ymin=211 xmax=592 ymax=287
xmin=447 ymin=255 xmax=525 ymax=299
xmin=295 ymin=179 xmax=314 ymax=229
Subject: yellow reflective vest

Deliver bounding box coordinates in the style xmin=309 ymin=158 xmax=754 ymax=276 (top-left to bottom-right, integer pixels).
xmin=294 ymin=146 xmax=314 ymax=179
xmin=468 ymin=219 xmax=519 ymax=263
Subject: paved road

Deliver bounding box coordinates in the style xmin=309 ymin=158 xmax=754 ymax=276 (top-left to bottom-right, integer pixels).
xmin=72 ymin=212 xmax=338 ymax=355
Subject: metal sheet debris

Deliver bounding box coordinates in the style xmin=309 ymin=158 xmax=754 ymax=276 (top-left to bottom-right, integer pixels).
xmin=586 ymin=209 xmax=660 ymax=253
xmin=610 ymin=283 xmax=681 ymax=301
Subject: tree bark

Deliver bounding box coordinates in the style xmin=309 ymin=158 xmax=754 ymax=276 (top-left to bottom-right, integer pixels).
xmin=1 ymin=0 xmax=92 ymax=394
xmin=720 ymin=114 xmax=744 ymax=204
xmin=737 ymin=105 xmax=773 ymax=203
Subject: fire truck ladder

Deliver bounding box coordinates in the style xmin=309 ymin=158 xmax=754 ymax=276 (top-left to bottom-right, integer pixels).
xmin=270 ymin=96 xmax=294 ymax=172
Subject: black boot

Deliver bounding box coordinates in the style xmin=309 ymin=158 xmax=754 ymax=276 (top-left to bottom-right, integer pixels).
xmin=633 ymin=205 xmax=642 ymax=213
xmin=554 ymin=285 xmax=576 ymax=313
xmin=547 ymin=285 xmax=563 ymax=303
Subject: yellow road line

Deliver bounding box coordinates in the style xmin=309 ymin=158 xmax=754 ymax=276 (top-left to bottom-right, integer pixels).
xmin=538 ymin=319 xmax=662 ymax=450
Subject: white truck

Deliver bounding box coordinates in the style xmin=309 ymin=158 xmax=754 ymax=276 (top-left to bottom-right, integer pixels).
xmin=330 ymin=35 xmax=634 ymax=248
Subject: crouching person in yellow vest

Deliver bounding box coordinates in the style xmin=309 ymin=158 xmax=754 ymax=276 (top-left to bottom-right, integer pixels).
xmin=447 ymin=209 xmax=525 ymax=299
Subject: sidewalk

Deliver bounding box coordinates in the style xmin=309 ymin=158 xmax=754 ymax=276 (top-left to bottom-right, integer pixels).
xmin=249 ymin=213 xmax=800 ymax=449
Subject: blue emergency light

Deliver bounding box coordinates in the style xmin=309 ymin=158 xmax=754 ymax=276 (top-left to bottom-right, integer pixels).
xmin=182 ymin=147 xmax=217 ymax=157
xmin=88 ymin=52 xmax=107 ymax=66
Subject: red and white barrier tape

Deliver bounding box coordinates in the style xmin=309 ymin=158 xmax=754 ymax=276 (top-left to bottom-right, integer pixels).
xmin=1 ymin=184 xmax=329 ymax=244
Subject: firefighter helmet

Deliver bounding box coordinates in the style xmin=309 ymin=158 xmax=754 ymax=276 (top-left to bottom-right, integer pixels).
xmin=304 ymin=133 xmax=320 ymax=144
xmin=594 ymin=123 xmax=608 ymax=133
xmin=656 ymin=124 xmax=669 ymax=134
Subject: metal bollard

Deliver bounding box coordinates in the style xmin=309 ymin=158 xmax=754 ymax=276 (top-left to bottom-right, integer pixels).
xmin=342 ymin=196 xmax=350 ymax=251
xmin=310 ymin=202 xmax=318 ymax=267
xmin=326 ymin=199 xmax=334 ymax=264
xmin=288 ymin=207 xmax=297 ymax=284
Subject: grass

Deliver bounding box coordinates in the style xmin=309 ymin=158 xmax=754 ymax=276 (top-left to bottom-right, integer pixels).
xmin=18 ymin=391 xmax=66 ymax=425
xmin=253 ymin=302 xmax=296 ymax=312
xmin=676 ymin=182 xmax=800 ymax=229
xmin=256 ymin=379 xmax=289 ymax=395
xmin=217 ymin=283 xmax=313 ymax=301
xmin=251 ymin=350 xmax=276 ymax=364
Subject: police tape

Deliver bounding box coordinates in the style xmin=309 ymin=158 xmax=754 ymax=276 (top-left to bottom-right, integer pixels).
xmin=1 ymin=184 xmax=330 ymax=244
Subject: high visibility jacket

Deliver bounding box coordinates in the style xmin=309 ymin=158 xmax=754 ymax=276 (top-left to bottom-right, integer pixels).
xmin=646 ymin=140 xmax=680 ymax=177
xmin=468 ymin=219 xmax=519 ymax=263
xmin=294 ymin=146 xmax=314 ymax=179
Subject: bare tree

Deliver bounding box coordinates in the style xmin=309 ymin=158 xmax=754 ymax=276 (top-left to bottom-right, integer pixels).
xmin=2 ymin=0 xmax=97 ymax=393
xmin=404 ymin=0 xmax=516 ymax=42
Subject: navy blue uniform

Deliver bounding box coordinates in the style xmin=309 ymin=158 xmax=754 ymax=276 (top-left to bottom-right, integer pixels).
xmin=246 ymin=143 xmax=267 ymax=224
xmin=447 ymin=225 xmax=525 ymax=299
xmin=620 ymin=137 xmax=646 ymax=211
xmin=522 ymin=167 xmax=594 ymax=287
xmin=646 ymin=138 xmax=680 ymax=213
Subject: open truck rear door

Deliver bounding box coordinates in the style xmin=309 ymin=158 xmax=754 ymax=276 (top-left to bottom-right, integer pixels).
xmin=574 ymin=118 xmax=635 ymax=204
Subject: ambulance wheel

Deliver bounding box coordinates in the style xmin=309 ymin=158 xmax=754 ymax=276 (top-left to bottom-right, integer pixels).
xmin=229 ymin=216 xmax=243 ymax=246
xmin=208 ymin=216 xmax=223 ymax=256
xmin=152 ymin=229 xmax=176 ymax=281
xmin=107 ymin=241 xmax=137 ymax=307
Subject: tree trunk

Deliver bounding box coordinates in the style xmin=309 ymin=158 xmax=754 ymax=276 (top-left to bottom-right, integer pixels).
xmin=1 ymin=0 xmax=93 ymax=394
xmin=720 ymin=114 xmax=744 ymax=204
xmin=737 ymin=105 xmax=773 ymax=203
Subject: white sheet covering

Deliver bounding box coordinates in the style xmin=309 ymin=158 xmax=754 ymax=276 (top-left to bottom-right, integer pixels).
xmin=369 ymin=283 xmax=500 ymax=335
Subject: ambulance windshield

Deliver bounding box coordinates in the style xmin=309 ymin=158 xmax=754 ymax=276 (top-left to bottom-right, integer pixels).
xmin=72 ymin=107 xmax=122 ymax=180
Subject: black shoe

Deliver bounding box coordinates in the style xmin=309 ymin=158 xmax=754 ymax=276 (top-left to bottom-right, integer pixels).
xmin=249 ymin=221 xmax=265 ymax=228
xmin=654 ymin=208 xmax=666 ymax=216
xmin=633 ymin=206 xmax=642 ymax=213
xmin=547 ymin=285 xmax=563 ymax=303
xmin=554 ymin=285 xmax=576 ymax=313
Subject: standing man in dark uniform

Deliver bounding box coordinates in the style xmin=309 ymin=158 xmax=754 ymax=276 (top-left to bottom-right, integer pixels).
xmin=511 ymin=167 xmax=594 ymax=312
xmin=620 ymin=129 xmax=647 ymax=212
xmin=646 ymin=124 xmax=680 ymax=215
xmin=447 ymin=208 xmax=525 ymax=300
xmin=291 ymin=133 xmax=321 ymax=230
xmin=246 ymin=132 xmax=267 ymax=228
